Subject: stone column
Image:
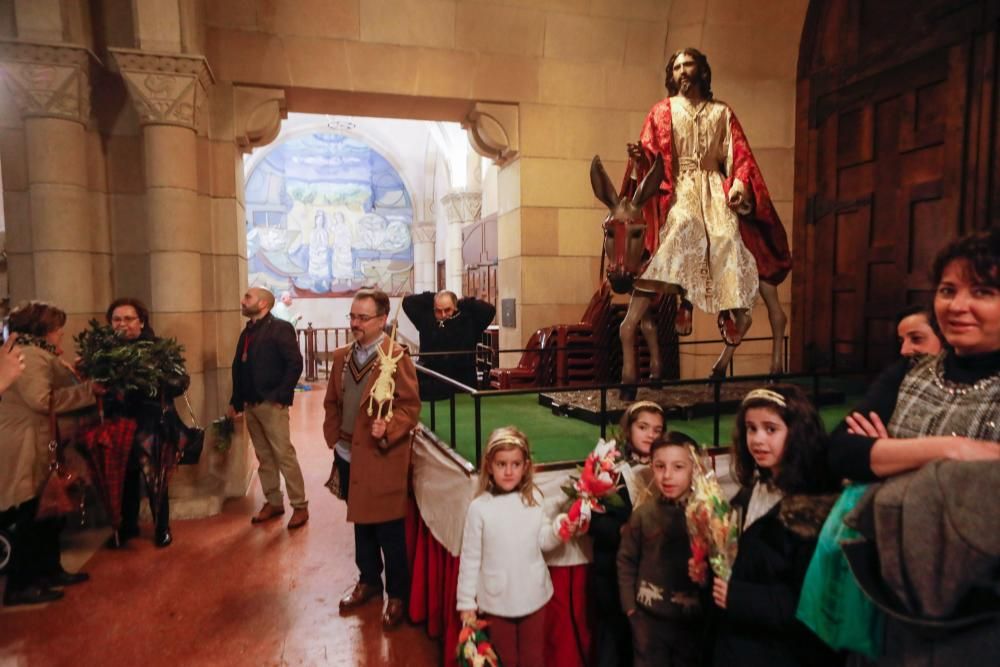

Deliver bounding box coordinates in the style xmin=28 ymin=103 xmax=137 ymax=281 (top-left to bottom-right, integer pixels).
xmin=441 ymin=190 xmax=481 ymax=295
xmin=110 ymin=47 xmax=213 ymax=383
xmin=0 ymin=41 xmax=102 ymax=328
xmin=110 ymin=49 xmax=218 ymax=516
xmin=411 ymin=221 xmax=436 ymax=293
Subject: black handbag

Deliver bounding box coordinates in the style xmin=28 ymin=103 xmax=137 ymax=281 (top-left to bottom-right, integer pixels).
xmin=167 ymin=394 xmax=204 ymax=465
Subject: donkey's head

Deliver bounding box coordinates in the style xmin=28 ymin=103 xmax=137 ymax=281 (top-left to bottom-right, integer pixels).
xmin=590 ymin=153 xmax=664 ymax=294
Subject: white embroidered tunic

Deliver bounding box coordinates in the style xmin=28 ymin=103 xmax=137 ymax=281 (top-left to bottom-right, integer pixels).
xmin=637 ymin=98 xmax=759 ymax=313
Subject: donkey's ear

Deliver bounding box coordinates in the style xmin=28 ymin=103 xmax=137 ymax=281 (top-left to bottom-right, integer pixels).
xmin=632 ymin=153 xmax=664 ymax=208
xmin=590 ymin=155 xmax=619 ymax=210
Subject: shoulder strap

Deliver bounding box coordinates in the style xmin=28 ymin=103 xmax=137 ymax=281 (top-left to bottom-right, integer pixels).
xmin=47 ymin=392 xmax=60 ymax=466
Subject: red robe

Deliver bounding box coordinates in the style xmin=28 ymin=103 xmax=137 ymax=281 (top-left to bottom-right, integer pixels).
xmin=633 ymin=97 xmax=792 ymax=286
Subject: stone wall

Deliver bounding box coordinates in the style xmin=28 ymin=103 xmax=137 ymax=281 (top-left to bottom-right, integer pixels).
xmin=203 ymin=0 xmax=806 ymax=377
xmin=0 ymin=0 xmax=808 ymax=433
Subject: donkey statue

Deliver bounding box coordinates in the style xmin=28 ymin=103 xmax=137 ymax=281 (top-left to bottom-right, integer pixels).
xmin=590 ymin=154 xmax=787 ymax=395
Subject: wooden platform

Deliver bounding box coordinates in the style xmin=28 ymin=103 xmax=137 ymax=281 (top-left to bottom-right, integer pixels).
xmin=538 ymin=381 xmax=846 ymax=425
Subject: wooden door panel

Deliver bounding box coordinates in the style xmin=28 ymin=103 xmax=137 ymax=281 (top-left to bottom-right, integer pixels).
xmin=794 ymin=0 xmax=992 ymax=373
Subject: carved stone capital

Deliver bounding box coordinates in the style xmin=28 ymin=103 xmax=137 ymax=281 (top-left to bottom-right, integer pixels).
xmin=411 ymin=222 xmax=437 ymax=244
xmin=462 ymin=102 xmax=519 ymax=166
xmin=0 ymin=40 xmax=95 ymax=124
xmin=441 ymin=191 xmax=482 ymax=226
xmin=108 ymin=48 xmax=214 ymax=130
xmin=233 ymin=85 xmax=287 ymax=153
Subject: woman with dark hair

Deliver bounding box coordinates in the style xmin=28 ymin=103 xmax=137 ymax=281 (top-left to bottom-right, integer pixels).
xmin=0 ymin=301 xmax=97 ymax=606
xmin=829 ymin=227 xmax=1000 ymax=664
xmin=832 ymin=227 xmax=1000 ymax=480
xmin=712 ymin=384 xmax=842 ymax=667
xmin=104 ymin=297 xmax=190 ymax=549
xmin=894 ymin=304 xmax=942 ymax=358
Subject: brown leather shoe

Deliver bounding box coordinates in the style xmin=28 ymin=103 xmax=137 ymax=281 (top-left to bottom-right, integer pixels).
xmin=382 ymin=597 xmax=406 ymax=629
xmin=287 ymin=507 xmax=309 ymax=529
xmin=339 ymin=583 xmax=383 ymax=612
xmin=250 ymin=503 xmax=285 ymax=524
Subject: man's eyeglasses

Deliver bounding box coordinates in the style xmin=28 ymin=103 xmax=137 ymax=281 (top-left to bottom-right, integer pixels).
xmin=347 ymin=313 xmax=382 ymax=323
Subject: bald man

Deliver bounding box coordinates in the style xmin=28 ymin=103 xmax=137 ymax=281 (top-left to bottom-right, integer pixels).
xmin=402 ymin=290 xmax=495 ymax=399
xmin=227 ymin=287 xmax=308 ymax=529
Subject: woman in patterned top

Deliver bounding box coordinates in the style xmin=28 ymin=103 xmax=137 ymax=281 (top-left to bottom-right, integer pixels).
xmin=829 ymin=226 xmax=1000 ymax=481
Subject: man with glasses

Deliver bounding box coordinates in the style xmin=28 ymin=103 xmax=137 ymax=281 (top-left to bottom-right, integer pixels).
xmin=227 ymin=287 xmax=308 ymax=529
xmin=323 ymin=288 xmax=421 ymax=630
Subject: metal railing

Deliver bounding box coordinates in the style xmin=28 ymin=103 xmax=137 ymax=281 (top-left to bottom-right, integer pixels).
xmin=418 ymin=334 xmax=789 ymax=383
xmin=296 ymin=325 xmax=352 ymax=381
xmin=297 ymin=324 xmax=421 ymax=382
xmin=416 ymin=362 xmax=862 ymax=469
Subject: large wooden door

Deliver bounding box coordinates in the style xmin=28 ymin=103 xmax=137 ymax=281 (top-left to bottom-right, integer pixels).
xmin=794 ymin=0 xmax=999 ymax=372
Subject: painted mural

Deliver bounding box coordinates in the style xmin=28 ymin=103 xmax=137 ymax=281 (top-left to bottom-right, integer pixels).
xmin=244 ymin=132 xmax=414 ymax=296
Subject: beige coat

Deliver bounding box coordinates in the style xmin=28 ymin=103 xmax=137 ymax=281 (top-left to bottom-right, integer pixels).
xmin=0 ymin=345 xmax=96 ymax=511
xmin=323 ymin=338 xmax=421 ymax=524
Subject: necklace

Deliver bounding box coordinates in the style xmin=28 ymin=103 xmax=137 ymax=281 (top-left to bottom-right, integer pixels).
xmin=929 ymin=356 xmax=1000 ymax=396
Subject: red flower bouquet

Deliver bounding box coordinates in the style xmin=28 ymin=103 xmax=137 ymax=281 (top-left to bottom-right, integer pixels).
xmin=684 ymin=446 xmax=739 ymax=583
xmin=457 ymin=616 xmax=501 ymax=667
xmin=556 ymin=439 xmax=625 ymax=542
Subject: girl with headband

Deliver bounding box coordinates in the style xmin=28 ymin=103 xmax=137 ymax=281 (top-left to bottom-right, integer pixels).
xmin=589 ymin=400 xmax=666 ymax=666
xmin=711 ymin=385 xmax=842 ymax=667
xmin=455 ymin=426 xmax=563 ymax=667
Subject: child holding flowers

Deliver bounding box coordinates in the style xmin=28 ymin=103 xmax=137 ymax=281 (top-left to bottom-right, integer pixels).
xmin=618 ymin=431 xmax=705 ymax=667
xmin=456 ymin=426 xmax=564 ymax=667
xmin=711 ymin=385 xmax=843 ymax=667
xmin=589 ymin=401 xmax=664 ymax=667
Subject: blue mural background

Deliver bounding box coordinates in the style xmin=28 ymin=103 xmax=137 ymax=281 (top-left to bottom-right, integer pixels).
xmin=245 ymin=132 xmax=414 ymax=296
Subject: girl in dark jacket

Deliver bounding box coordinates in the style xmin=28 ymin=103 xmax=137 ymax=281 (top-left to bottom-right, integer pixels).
xmin=711 ymin=385 xmax=843 ymax=667
xmin=588 ymin=401 xmax=664 ymax=667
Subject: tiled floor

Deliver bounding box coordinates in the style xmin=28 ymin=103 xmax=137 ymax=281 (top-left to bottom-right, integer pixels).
xmin=0 ymin=385 xmax=441 ymax=667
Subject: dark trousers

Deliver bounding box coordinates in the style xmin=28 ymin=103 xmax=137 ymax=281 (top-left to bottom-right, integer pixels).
xmin=335 ymin=452 xmax=410 ymax=600
xmin=630 ymin=610 xmax=701 ymax=667
xmin=592 ymin=569 xmax=633 ymax=667
xmin=120 ymin=447 xmax=169 ymax=534
xmin=6 ymin=498 xmax=64 ymax=592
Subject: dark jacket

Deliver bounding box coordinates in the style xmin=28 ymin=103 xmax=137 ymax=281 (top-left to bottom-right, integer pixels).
xmin=230 ymin=313 xmax=303 ymax=411
xmin=402 ymin=292 xmax=495 ymax=399
xmin=618 ymin=495 xmax=701 ymax=619
xmin=713 ymin=488 xmax=842 ymax=667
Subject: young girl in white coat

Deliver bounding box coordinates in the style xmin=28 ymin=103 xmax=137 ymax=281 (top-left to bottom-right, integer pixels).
xmin=456 ymin=426 xmax=563 ymax=667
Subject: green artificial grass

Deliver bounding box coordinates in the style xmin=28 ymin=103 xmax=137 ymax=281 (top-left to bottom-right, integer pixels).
xmin=421 ymin=393 xmax=859 ymax=466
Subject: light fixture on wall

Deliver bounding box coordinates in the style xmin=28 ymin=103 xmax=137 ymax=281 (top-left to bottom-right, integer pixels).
xmin=325 ymin=115 xmax=357 ymax=131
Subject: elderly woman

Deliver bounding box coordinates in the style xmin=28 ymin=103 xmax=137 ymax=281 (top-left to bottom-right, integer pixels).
xmin=829 ymin=227 xmax=1000 ymax=664
xmin=0 ymin=334 xmax=26 ymax=394
xmin=0 ymin=302 xmax=97 ymax=606
xmin=104 ymin=298 xmax=190 ymax=549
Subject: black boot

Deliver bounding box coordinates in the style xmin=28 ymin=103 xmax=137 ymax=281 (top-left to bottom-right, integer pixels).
xmin=154 ymin=527 xmax=172 ymax=548
xmin=3 ymin=585 xmax=64 ymax=606
xmin=38 ymin=569 xmax=90 ymax=587
xmin=106 ymin=524 xmax=139 ymax=549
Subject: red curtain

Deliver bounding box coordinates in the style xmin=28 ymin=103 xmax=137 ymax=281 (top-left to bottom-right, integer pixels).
xmin=407 ymin=500 xmax=592 ymax=667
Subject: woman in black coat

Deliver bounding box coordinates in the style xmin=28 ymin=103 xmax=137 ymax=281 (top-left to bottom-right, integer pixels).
xmin=104 ymin=298 xmax=190 ymax=549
